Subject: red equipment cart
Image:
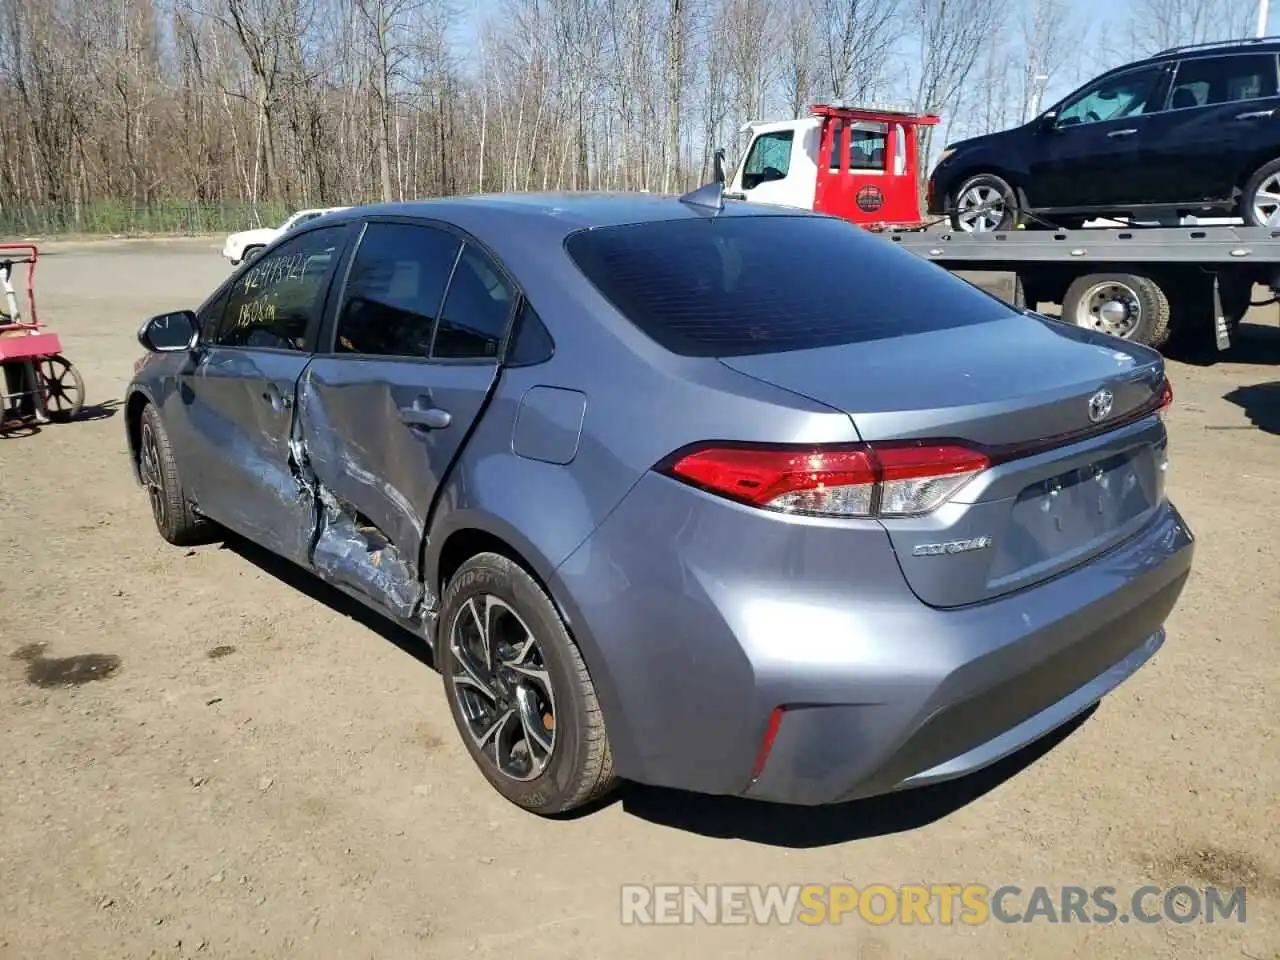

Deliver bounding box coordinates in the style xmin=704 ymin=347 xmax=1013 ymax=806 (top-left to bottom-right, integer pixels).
xmin=0 ymin=244 xmax=85 ymax=429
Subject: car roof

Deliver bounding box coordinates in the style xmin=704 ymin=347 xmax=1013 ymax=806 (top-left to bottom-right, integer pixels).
xmin=1129 ymin=36 xmax=1280 ymax=69
xmin=316 ymin=192 xmax=814 ymax=238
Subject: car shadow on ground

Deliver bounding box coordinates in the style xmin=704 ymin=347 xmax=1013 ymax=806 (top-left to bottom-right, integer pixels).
xmin=217 ymin=532 xmax=434 ymax=670
xmin=609 ymin=707 xmax=1096 ymax=847
xmin=1223 ymin=381 xmax=1280 ymax=435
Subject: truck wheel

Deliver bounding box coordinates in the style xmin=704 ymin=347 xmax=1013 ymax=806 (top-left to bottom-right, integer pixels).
xmin=950 ymin=173 xmax=1020 ymax=232
xmin=1239 ymin=157 xmax=1280 ymax=227
xmin=1062 ymin=273 xmax=1172 ymax=350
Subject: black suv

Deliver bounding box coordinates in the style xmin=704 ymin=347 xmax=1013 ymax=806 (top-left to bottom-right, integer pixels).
xmin=928 ymin=37 xmax=1280 ymax=231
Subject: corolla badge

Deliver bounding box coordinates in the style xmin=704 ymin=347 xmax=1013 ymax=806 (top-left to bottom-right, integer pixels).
xmin=1088 ymin=388 xmax=1114 ymax=423
xmin=911 ymin=536 xmax=993 ymax=557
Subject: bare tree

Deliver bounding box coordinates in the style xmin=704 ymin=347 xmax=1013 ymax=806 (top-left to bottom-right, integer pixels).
xmin=817 ymin=0 xmax=903 ymax=102
xmin=780 ymin=0 xmax=821 ymax=117
xmin=1017 ymin=0 xmax=1072 ymax=122
xmin=1126 ymin=0 xmax=1256 ymax=57
xmin=909 ymin=0 xmax=1004 ymax=172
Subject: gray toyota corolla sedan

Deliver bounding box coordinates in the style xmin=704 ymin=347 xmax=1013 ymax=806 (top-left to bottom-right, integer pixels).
xmin=124 ymin=193 xmax=1194 ymax=815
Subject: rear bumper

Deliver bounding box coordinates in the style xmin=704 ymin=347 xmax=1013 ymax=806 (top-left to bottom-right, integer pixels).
xmin=552 ymin=474 xmax=1194 ymax=806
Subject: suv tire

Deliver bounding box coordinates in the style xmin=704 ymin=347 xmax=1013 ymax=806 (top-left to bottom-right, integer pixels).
xmin=1240 ymin=157 xmax=1280 ymax=227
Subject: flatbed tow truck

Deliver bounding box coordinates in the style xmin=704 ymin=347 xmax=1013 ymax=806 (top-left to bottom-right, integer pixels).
xmin=720 ymin=101 xmax=1280 ymax=352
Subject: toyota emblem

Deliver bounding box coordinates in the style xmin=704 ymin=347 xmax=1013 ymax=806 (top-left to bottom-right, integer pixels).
xmin=1088 ymin=388 xmax=1114 ymax=423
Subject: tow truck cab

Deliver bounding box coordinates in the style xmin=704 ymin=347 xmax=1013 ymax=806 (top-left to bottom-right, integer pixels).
xmin=725 ymin=102 xmax=940 ymax=229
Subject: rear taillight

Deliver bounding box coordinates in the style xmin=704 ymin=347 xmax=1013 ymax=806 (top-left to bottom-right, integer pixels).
xmin=1158 ymin=377 xmax=1173 ymax=410
xmin=658 ymin=441 xmax=989 ymax=518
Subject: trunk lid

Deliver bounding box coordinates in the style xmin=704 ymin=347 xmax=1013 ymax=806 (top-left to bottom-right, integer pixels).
xmin=719 ymin=314 xmax=1169 ymax=607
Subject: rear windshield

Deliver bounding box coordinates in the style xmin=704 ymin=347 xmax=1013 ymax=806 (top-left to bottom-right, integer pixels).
xmin=563 ymin=214 xmax=1018 ymax=357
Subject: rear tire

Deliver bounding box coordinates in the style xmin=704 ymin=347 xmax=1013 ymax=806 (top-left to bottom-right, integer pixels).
xmin=1239 ymin=157 xmax=1280 ymax=227
xmin=1062 ymin=273 xmax=1172 ymax=349
xmin=949 ymin=173 xmax=1020 ymax=232
xmin=138 ymin=403 xmax=215 ymax=546
xmin=438 ymin=552 xmax=618 ymax=816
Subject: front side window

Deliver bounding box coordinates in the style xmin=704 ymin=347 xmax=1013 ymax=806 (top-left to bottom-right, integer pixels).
xmin=742 ymin=131 xmax=793 ymax=188
xmin=1168 ymin=53 xmax=1279 ymax=108
xmin=210 ymin=225 xmax=345 ymax=351
xmin=1057 ymin=66 xmax=1167 ymax=126
xmin=334 ymin=221 xmax=462 ymax=358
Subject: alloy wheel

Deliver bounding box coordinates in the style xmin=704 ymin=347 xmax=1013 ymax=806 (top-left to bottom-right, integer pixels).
xmin=448 ymin=594 xmax=556 ymax=782
xmin=139 ymin=421 xmax=167 ymax=528
xmin=955 ymin=184 xmax=1008 ymax=232
xmin=1251 ymin=172 xmax=1280 ymax=227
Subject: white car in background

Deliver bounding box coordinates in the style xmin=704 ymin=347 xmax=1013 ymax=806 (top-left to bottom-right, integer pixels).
xmin=221 ymin=206 xmax=349 ymax=266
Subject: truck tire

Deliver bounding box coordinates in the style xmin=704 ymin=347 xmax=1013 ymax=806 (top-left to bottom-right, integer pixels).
xmin=949 ymin=173 xmax=1020 ymax=232
xmin=1062 ymin=273 xmax=1172 ymax=350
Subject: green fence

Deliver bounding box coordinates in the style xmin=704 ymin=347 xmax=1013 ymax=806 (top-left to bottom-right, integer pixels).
xmin=0 ymin=200 xmax=300 ymax=238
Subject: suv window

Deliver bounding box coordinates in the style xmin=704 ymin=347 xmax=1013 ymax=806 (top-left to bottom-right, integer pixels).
xmin=1057 ymin=65 xmax=1167 ymax=126
xmin=1168 ymin=53 xmax=1279 ymax=108
xmin=431 ymin=245 xmax=515 ymax=359
xmin=742 ymin=131 xmax=793 ymax=188
xmin=334 ymin=221 xmax=462 ymax=358
xmin=564 ymin=215 xmax=1015 ymax=358
xmin=211 ymin=225 xmax=345 ymax=350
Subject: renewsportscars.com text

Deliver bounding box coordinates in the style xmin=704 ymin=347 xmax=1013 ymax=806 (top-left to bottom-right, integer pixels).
xmin=620 ymin=883 xmax=1248 ymax=926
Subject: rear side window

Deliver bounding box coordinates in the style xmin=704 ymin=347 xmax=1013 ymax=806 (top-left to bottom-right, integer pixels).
xmin=563 ymin=215 xmax=1016 ymax=357
xmin=1168 ymin=53 xmax=1279 ymax=107
xmin=431 ymin=245 xmax=516 ymax=359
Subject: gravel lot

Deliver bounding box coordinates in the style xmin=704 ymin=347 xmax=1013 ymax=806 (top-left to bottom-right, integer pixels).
xmin=1 ymin=239 xmax=1277 ymax=960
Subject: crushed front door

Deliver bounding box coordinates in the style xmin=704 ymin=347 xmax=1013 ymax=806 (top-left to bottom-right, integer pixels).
xmin=293 ymin=220 xmax=514 ymax=623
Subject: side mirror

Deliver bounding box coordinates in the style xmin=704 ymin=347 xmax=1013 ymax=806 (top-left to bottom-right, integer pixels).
xmin=138 ymin=310 xmax=198 ymax=353
xmin=1038 ymin=110 xmax=1059 ymax=132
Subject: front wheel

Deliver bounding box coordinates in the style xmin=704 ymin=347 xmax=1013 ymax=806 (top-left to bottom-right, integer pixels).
xmin=138 ymin=403 xmax=216 ymax=545
xmin=1062 ymin=273 xmax=1172 ymax=349
xmin=439 ymin=552 xmax=618 ymax=816
xmin=949 ymin=173 xmax=1020 ymax=232
xmin=1239 ymin=157 xmax=1280 ymax=227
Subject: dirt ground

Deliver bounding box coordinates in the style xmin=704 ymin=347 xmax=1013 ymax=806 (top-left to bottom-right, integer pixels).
xmin=1 ymin=239 xmax=1277 ymax=960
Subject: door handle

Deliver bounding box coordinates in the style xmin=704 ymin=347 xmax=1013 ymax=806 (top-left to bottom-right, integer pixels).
xmin=1106 ymin=128 xmax=1138 ymax=138
xmin=1235 ymin=108 xmax=1276 ymax=120
xmin=398 ymin=405 xmax=451 ymax=430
